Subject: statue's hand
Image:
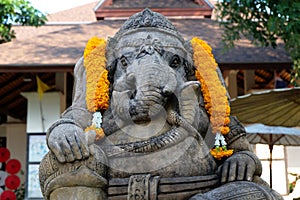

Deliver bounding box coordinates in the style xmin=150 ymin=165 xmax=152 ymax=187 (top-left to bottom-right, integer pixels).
xmin=47 ymin=121 xmax=95 ymax=163
xmin=218 ymin=151 xmax=261 ymax=184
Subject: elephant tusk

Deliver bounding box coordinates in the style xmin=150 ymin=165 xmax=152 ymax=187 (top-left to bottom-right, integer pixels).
xmin=112 ymin=90 xmax=132 ymax=124
xmin=178 ymin=81 xmax=200 ymax=126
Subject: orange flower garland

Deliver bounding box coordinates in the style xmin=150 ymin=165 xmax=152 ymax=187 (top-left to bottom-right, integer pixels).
xmin=83 ymin=36 xmax=109 ymax=140
xmin=84 ymin=37 xmax=109 ymax=112
xmin=210 ymin=147 xmax=233 ymax=160
xmin=191 ymin=37 xmax=233 ymax=160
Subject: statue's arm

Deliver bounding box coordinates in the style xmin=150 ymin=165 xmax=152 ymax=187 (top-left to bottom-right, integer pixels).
xmin=61 ymin=57 xmax=92 ymax=127
xmin=46 ymin=57 xmax=93 ymax=163
xmin=225 ymin=116 xmax=252 ymax=152
xmin=218 ymin=116 xmax=262 ymax=184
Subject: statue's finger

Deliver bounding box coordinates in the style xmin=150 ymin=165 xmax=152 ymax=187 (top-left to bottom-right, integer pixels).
xmin=237 ymin=162 xmax=246 ymax=180
xmin=86 ymin=130 xmax=96 ymax=155
xmin=220 ymin=162 xmax=229 ymax=184
xmin=61 ymin=138 xmax=75 ymax=162
xmin=49 ymin=141 xmax=66 ymax=163
xmin=227 ymin=161 xmax=237 ymax=182
xmin=245 ymin=164 xmax=254 ymax=181
xmin=69 ymin=132 xmax=83 ymax=160
xmin=76 ymin=131 xmax=90 ymax=158
xmin=89 ymin=145 xmax=96 ymax=156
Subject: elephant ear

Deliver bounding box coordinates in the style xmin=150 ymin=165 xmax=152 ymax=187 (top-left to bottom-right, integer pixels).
xmin=184 ymin=40 xmax=196 ymax=81
xmin=106 ymin=37 xmax=118 ymax=68
xmin=106 ymin=59 xmax=118 ymax=86
xmin=72 ymin=57 xmax=87 ymax=109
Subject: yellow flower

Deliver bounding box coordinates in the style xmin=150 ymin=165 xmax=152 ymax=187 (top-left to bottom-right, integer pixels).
xmin=210 ymin=148 xmax=234 ymax=160
xmin=224 ymin=117 xmax=230 ymax=125
xmin=221 ymin=126 xmax=230 ymax=135
xmin=84 ymin=37 xmax=104 ymax=59
xmin=94 ymin=70 xmax=109 ymax=110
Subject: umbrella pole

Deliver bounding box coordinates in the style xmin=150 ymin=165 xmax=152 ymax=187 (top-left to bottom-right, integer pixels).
xmin=269 ymin=144 xmax=273 ymax=188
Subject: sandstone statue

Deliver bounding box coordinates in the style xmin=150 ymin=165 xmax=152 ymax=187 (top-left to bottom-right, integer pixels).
xmin=39 ymin=9 xmax=283 ymax=200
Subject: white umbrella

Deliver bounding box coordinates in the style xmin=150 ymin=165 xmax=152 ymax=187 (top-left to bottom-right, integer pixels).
xmin=245 ymin=123 xmax=300 ymax=188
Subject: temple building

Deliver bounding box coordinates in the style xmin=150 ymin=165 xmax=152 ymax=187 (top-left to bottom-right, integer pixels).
xmin=0 ymin=0 xmax=295 ymax=198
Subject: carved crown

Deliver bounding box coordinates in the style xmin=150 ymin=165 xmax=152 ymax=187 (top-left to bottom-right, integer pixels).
xmin=113 ymin=8 xmax=184 ymax=42
xmin=106 ymin=9 xmax=188 ymax=66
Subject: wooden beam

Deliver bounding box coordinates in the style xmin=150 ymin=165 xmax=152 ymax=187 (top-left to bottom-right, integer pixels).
xmin=219 ymin=62 xmax=292 ymax=70
xmin=95 ymin=8 xmax=212 ymax=19
xmin=0 ymin=62 xmax=292 ymax=72
xmin=0 ymin=64 xmax=74 ymax=73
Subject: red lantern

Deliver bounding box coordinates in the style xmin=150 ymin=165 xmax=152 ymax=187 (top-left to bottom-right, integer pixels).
xmin=6 ymin=159 xmax=21 ymax=174
xmin=5 ymin=175 xmax=20 ymax=190
xmin=0 ymin=190 xmax=16 ymax=200
xmin=0 ymin=148 xmax=10 ymax=163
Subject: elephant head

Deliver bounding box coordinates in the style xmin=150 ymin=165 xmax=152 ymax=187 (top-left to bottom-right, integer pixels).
xmin=107 ymin=35 xmax=195 ymax=121
xmin=101 ymin=9 xmax=206 ymax=141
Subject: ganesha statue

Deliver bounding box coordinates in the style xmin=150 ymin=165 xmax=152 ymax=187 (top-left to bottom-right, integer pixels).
xmin=39 ymin=9 xmax=282 ymax=200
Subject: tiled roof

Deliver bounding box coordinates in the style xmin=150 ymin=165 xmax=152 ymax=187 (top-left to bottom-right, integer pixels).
xmin=11 ymin=1 xmax=99 ymax=47
xmin=13 ymin=25 xmax=76 ymax=40
xmin=0 ymin=19 xmax=291 ymax=68
xmin=46 ymin=1 xmax=98 ymax=22
xmin=107 ymin=0 xmax=207 ymax=8
xmin=94 ymin=0 xmax=213 ymax=19
xmin=0 ymin=21 xmax=121 ymax=67
xmin=172 ymin=20 xmax=291 ymax=65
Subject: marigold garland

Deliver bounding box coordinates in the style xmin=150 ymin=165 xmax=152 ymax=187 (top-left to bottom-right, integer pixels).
xmin=83 ymin=36 xmax=104 ymax=59
xmin=191 ymin=37 xmax=233 ymax=160
xmin=83 ymin=36 xmax=110 ymax=140
xmin=84 ymin=37 xmax=109 ymax=112
xmin=210 ymin=147 xmax=234 ymax=160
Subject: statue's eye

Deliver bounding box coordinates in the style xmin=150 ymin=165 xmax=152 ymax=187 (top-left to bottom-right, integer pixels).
xmin=170 ymin=55 xmax=181 ymax=68
xmin=120 ymin=56 xmax=128 ymax=68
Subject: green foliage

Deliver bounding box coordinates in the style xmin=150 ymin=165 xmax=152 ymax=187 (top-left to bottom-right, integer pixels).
xmin=215 ymin=0 xmax=300 ymax=86
xmin=0 ymin=0 xmax=47 ymax=43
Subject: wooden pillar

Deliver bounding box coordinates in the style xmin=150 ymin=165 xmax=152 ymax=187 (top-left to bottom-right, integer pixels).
xmin=244 ymin=70 xmax=255 ymax=94
xmin=55 ymin=72 xmax=67 ymax=111
xmin=227 ymin=70 xmax=239 ymax=99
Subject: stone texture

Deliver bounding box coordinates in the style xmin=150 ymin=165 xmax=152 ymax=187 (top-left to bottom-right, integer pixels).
xmin=39 ymin=9 xmax=283 ymax=200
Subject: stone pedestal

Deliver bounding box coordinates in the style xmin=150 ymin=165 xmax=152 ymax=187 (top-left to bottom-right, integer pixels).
xmin=39 ymin=145 xmax=108 ymax=200
xmin=50 ymin=187 xmax=107 ymax=200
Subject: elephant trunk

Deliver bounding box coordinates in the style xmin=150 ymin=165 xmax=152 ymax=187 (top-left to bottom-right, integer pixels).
xmin=127 ymin=59 xmax=177 ymax=122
